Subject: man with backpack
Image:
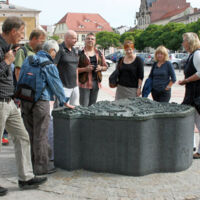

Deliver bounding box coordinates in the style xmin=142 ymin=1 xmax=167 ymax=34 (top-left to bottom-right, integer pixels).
xmin=17 ymin=40 xmax=74 ymax=176
xmin=0 ymin=16 xmax=47 ymax=197
xmin=15 ymin=29 xmax=46 ymax=81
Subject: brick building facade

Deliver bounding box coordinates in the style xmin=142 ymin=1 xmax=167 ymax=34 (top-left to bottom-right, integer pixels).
xmin=136 ymin=0 xmax=198 ymax=29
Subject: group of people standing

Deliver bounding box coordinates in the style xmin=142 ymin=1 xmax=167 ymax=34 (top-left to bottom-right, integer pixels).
xmin=113 ymin=33 xmax=200 ymax=160
xmin=113 ymin=40 xmax=176 ymax=103
xmin=0 ymin=16 xmax=108 ymax=196
xmin=0 ymin=15 xmax=200 ymax=197
xmin=54 ymin=31 xmax=108 ymax=107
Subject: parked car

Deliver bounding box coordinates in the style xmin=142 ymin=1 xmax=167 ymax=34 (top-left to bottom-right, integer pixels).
xmin=169 ymin=53 xmax=188 ymax=69
xmin=136 ymin=53 xmax=149 ymax=62
xmin=105 ymin=53 xmax=114 ymax=60
xmin=144 ymin=53 xmax=154 ymax=66
xmin=105 ymin=59 xmax=113 ymax=68
xmin=179 ymin=54 xmax=189 ymax=69
xmin=106 ymin=51 xmax=124 ymax=63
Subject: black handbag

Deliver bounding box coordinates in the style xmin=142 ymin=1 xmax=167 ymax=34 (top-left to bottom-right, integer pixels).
xmin=108 ymin=57 xmax=123 ymax=88
xmin=109 ymin=68 xmax=119 ymax=88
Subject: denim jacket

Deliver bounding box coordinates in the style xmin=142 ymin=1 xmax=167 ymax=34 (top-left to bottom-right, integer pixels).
xmin=22 ymin=50 xmax=69 ymax=106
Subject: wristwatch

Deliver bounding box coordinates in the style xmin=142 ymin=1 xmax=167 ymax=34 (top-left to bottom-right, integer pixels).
xmin=138 ymin=85 xmax=141 ymax=89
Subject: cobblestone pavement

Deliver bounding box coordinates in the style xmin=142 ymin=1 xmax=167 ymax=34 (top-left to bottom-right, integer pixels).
xmin=0 ymin=65 xmax=200 ymax=200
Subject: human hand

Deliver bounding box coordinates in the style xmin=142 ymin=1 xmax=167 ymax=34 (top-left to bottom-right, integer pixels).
xmin=165 ymin=86 xmax=171 ymax=90
xmin=85 ymin=65 xmax=93 ymax=72
xmin=136 ymin=88 xmax=141 ymax=97
xmin=178 ymin=80 xmax=186 ymax=85
xmin=64 ymin=103 xmax=75 ymax=109
xmin=4 ymin=50 xmax=15 ymax=65
xmin=95 ymin=65 xmax=102 ymax=72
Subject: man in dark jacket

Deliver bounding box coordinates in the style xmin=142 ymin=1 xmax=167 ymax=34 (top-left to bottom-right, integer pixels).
xmin=0 ymin=16 xmax=47 ymax=196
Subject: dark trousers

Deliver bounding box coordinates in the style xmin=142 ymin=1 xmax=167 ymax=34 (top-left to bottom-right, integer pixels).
xmin=151 ymin=89 xmax=171 ymax=103
xmin=21 ymin=100 xmax=50 ymax=174
xmin=79 ymin=80 xmax=99 ymax=106
xmin=3 ymin=129 xmax=8 ymax=138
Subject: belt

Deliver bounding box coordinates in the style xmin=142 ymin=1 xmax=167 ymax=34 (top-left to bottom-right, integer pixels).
xmin=0 ymin=97 xmax=12 ymax=103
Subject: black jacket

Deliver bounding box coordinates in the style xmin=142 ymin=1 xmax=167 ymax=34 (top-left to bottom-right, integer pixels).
xmin=0 ymin=35 xmax=14 ymax=98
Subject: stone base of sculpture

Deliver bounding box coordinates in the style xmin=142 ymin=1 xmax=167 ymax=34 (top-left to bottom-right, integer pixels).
xmin=52 ymin=98 xmax=195 ymax=176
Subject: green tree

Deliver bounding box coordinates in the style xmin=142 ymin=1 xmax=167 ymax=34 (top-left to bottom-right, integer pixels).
xmin=158 ymin=23 xmax=186 ymax=51
xmin=120 ymin=32 xmax=135 ymax=44
xmin=186 ymin=18 xmax=200 ymax=34
xmin=135 ymin=24 xmax=161 ymax=50
xmin=96 ymin=31 xmax=120 ymax=51
xmin=50 ymin=35 xmax=60 ymax=41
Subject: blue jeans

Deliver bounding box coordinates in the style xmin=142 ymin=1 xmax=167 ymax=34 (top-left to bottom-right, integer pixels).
xmin=151 ymin=89 xmax=171 ymax=103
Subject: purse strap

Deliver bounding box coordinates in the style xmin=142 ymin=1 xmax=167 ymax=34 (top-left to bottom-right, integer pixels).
xmin=116 ymin=57 xmax=124 ymax=70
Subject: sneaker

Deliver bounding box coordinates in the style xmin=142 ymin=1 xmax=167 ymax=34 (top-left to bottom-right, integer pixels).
xmin=193 ymin=152 xmax=200 ymax=159
xmin=2 ymin=138 xmax=9 ymax=145
xmin=18 ymin=176 xmax=47 ymax=189
xmin=0 ymin=186 xmax=8 ymax=196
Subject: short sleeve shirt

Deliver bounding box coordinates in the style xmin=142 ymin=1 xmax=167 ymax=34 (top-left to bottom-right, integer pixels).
xmin=15 ymin=43 xmax=35 ymax=68
xmin=54 ymin=42 xmax=79 ymax=88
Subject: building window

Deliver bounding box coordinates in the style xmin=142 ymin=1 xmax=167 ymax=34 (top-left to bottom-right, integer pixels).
xmin=79 ymin=25 xmax=84 ymax=29
xmin=84 ymin=19 xmax=90 ymax=22
xmin=97 ymin=25 xmax=102 ymax=29
xmin=82 ymin=34 xmax=86 ymax=41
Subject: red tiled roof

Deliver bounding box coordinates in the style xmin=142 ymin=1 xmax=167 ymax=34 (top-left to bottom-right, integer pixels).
xmin=152 ymin=6 xmax=189 ymax=22
xmin=56 ymin=12 xmax=113 ymax=32
xmin=150 ymin=0 xmax=190 ymax=22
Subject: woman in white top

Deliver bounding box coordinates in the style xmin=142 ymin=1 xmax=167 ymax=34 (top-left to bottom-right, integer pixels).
xmin=179 ymin=32 xmax=200 ymax=159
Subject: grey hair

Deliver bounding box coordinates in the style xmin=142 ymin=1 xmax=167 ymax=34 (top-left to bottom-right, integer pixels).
xmin=183 ymin=32 xmax=200 ymax=52
xmin=42 ymin=40 xmax=59 ymax=53
xmin=2 ymin=16 xmax=25 ymax=34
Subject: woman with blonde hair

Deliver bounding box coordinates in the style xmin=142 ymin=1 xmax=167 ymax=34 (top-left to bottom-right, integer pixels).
xmin=149 ymin=45 xmax=176 ymax=102
xmin=115 ymin=40 xmax=144 ymax=100
xmin=179 ymin=32 xmax=200 ymax=159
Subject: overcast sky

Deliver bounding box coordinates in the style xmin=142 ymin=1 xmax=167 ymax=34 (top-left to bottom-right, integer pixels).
xmin=12 ymin=0 xmax=200 ymax=27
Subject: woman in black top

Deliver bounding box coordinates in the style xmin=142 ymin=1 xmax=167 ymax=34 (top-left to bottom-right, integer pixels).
xmin=115 ymin=40 xmax=144 ymax=100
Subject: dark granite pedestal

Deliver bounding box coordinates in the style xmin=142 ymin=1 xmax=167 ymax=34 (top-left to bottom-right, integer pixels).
xmin=52 ymin=98 xmax=195 ymax=176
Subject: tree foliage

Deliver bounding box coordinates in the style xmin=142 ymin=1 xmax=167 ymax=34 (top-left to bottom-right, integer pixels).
xmin=50 ymin=35 xmax=60 ymax=41
xmin=96 ymin=31 xmax=120 ymax=50
xmin=96 ymin=19 xmax=200 ymax=52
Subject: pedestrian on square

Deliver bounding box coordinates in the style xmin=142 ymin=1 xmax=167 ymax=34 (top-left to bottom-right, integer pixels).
xmin=115 ymin=40 xmax=144 ymax=100
xmin=149 ymin=45 xmax=176 ymax=102
xmin=54 ymin=30 xmax=79 ymax=106
xmin=78 ymin=32 xmax=107 ymax=106
xmin=179 ymin=32 xmax=200 ymax=159
xmin=15 ymin=29 xmax=46 ymax=81
xmin=0 ymin=16 xmax=47 ymax=197
xmin=19 ymin=40 xmax=74 ymax=175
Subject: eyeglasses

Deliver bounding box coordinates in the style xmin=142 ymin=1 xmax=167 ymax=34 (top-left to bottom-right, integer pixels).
xmin=86 ymin=37 xmax=95 ymax=41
